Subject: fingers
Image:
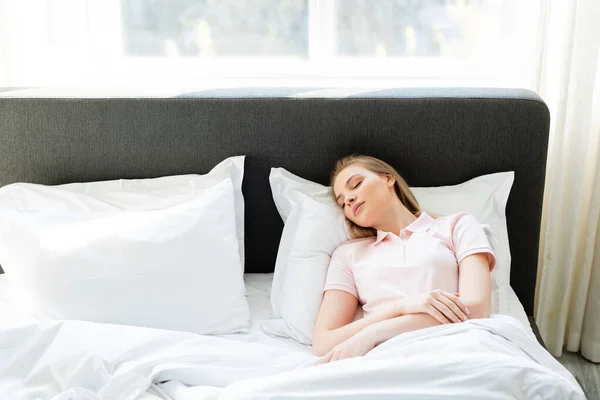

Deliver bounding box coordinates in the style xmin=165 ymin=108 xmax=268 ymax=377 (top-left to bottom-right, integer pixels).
xmin=432 ymin=299 xmax=461 ymax=323
xmin=331 ymin=351 xmax=340 ymax=363
xmin=427 ymin=304 xmax=452 ymax=324
xmin=439 ymin=291 xmax=469 ymax=316
xmin=320 ymin=347 xmax=356 ymax=364
xmin=435 ymin=294 xmax=468 ymax=322
xmin=319 ymin=349 xmax=334 ymax=365
xmin=319 ymin=348 xmax=345 ymax=364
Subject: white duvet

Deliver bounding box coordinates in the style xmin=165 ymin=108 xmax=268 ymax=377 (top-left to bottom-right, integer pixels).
xmin=0 ymin=315 xmax=585 ymax=400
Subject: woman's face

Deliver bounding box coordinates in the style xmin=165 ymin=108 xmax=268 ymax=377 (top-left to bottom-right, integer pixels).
xmin=333 ymin=164 xmax=395 ymax=228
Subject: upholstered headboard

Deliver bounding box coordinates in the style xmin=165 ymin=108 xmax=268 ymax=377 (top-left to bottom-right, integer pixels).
xmin=0 ymin=87 xmax=550 ymax=315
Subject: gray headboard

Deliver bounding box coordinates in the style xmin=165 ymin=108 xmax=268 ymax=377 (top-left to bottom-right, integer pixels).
xmin=0 ymin=87 xmax=550 ymax=315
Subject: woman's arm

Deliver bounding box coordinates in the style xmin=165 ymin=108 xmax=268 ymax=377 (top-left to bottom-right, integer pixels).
xmin=371 ymin=253 xmax=491 ymax=345
xmin=457 ymin=253 xmax=492 ymax=319
xmin=319 ymin=253 xmax=492 ymax=363
xmin=319 ymin=313 xmax=443 ymax=363
xmin=312 ymin=289 xmax=402 ymax=357
xmin=451 ymin=213 xmax=495 ymax=318
xmin=368 ymin=313 xmax=442 ymax=345
xmin=371 ymin=253 xmax=492 ymax=344
xmin=313 ymin=287 xmax=470 ymax=357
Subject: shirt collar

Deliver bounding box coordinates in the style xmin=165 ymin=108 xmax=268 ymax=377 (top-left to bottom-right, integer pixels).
xmin=373 ymin=211 xmax=434 ymax=245
xmin=374 ymin=229 xmax=390 ymax=245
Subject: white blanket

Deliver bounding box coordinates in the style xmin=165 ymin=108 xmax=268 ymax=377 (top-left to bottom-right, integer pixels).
xmin=0 ymin=315 xmax=585 ymax=400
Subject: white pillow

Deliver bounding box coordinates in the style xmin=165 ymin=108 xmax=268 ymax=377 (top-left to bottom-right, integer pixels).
xmin=0 ymin=156 xmax=250 ymax=335
xmin=411 ymin=172 xmax=514 ymax=315
xmin=265 ymin=168 xmax=350 ymax=343
xmin=265 ymin=167 xmax=513 ymax=344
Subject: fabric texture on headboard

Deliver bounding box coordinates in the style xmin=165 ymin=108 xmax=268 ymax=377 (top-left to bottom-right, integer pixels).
xmin=0 ymin=87 xmax=550 ymax=315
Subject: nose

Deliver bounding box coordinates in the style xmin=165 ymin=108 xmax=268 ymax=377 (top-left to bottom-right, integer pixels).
xmin=345 ymin=195 xmax=355 ymax=207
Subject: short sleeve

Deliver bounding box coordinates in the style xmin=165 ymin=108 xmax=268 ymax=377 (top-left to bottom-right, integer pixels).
xmin=451 ymin=213 xmax=497 ymax=271
xmin=323 ymin=244 xmax=358 ymax=299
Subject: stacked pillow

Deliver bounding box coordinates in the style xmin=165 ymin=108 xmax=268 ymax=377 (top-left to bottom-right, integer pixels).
xmin=264 ymin=168 xmax=514 ymax=344
xmin=0 ymin=156 xmax=249 ymax=335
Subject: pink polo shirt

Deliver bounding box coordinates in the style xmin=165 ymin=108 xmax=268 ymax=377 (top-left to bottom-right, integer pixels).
xmin=323 ymin=211 xmax=496 ymax=317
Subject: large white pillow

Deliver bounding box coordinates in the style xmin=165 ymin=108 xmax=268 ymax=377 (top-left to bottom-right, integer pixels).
xmin=265 ymin=167 xmax=513 ymax=344
xmin=265 ymin=168 xmax=350 ymax=343
xmin=0 ymin=156 xmax=250 ymax=335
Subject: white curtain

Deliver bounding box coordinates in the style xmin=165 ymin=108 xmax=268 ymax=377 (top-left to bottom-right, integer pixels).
xmin=533 ymin=0 xmax=600 ymax=361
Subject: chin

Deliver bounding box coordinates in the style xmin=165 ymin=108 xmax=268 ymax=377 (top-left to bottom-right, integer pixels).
xmin=351 ymin=217 xmax=370 ymax=229
xmin=348 ymin=211 xmax=371 ymax=228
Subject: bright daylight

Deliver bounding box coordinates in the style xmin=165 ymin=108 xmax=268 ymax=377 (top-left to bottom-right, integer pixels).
xmin=0 ymin=1 xmax=599 ymax=399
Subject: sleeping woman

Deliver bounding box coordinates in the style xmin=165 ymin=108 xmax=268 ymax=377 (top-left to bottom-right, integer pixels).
xmin=314 ymin=155 xmax=496 ymax=363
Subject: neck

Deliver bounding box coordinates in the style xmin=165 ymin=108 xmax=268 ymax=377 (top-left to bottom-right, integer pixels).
xmin=374 ymin=201 xmax=417 ymax=235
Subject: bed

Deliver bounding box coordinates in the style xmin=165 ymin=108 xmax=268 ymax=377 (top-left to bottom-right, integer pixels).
xmin=0 ymin=87 xmax=586 ymax=399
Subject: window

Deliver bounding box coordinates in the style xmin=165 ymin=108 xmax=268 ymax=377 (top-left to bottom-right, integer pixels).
xmin=121 ymin=0 xmax=309 ymax=58
xmin=336 ymin=0 xmax=517 ymax=60
xmin=0 ymin=0 xmax=543 ymax=87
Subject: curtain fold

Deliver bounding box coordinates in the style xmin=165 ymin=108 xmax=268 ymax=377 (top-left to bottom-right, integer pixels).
xmin=534 ymin=0 xmax=600 ymax=361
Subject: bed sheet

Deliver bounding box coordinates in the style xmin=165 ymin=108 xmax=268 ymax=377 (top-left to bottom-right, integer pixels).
xmin=0 ymin=272 xmax=533 ymax=341
xmin=0 ymin=274 xmax=37 ymax=329
xmin=0 ymin=273 xmax=582 ymax=400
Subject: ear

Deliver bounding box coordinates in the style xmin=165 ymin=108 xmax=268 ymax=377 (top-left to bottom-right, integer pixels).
xmin=386 ymin=174 xmax=396 ymax=187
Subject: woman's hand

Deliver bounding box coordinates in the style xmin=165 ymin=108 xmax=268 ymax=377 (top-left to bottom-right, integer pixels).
xmin=397 ymin=290 xmax=469 ymax=324
xmin=318 ymin=328 xmax=377 ymax=364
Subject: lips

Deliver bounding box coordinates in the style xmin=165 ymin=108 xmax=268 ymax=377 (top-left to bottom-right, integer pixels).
xmin=353 ymin=201 xmax=365 ymax=216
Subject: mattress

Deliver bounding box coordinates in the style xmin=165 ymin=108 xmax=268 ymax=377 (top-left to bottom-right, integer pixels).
xmin=0 ymin=272 xmax=534 ymax=345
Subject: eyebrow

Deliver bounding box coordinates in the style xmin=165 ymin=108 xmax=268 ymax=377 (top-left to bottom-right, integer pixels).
xmin=335 ymin=174 xmax=359 ymax=204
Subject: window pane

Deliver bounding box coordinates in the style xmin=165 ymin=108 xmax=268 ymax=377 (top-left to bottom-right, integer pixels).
xmin=121 ymin=0 xmax=308 ymax=57
xmin=335 ymin=0 xmax=528 ymax=60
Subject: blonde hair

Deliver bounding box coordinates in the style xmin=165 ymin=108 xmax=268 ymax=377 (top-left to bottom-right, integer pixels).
xmin=330 ymin=155 xmax=421 ymax=239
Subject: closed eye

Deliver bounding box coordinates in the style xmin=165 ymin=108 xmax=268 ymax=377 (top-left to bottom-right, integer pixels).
xmin=338 ymin=179 xmax=362 ymax=209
